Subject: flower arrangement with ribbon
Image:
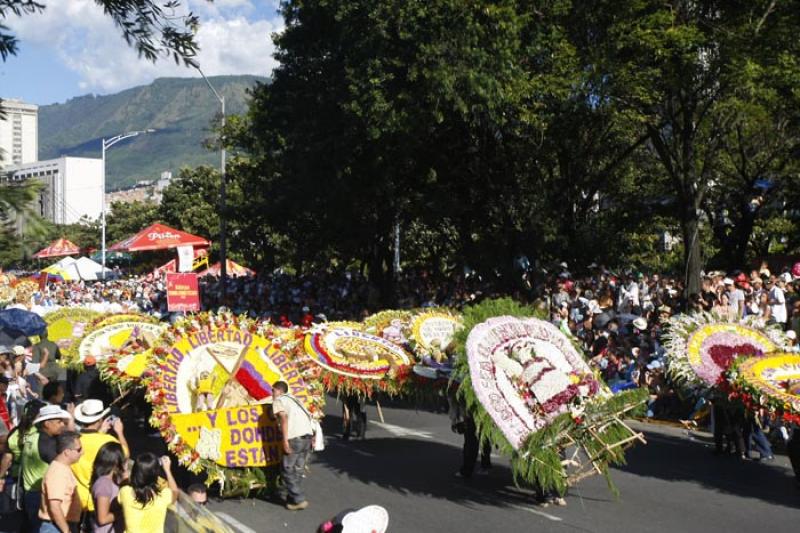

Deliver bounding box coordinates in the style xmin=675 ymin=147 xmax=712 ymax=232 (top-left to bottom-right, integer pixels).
xmin=362 ymin=310 xmax=413 ymax=344
xmin=64 ymin=313 xmax=163 ymax=368
xmin=0 ymin=285 xmax=15 ymax=307
xmin=723 ymin=353 xmax=800 ymax=425
xmin=663 ymin=312 xmax=784 ymax=389
xmin=11 ymin=278 xmax=38 ymax=305
xmin=451 ymin=298 xmax=647 ymax=496
xmin=44 ymin=308 xmax=101 ymax=353
xmin=304 ymin=324 xmax=414 ymax=398
xmin=141 ymin=312 xmax=323 ymax=496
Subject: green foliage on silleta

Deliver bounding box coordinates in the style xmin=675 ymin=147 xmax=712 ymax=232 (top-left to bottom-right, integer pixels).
xmin=38 ymin=76 xmax=266 ymax=189
xmin=451 ymin=298 xmax=647 ymax=496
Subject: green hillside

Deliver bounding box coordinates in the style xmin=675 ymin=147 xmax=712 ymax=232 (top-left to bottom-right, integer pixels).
xmin=39 ymin=75 xmax=265 ymax=189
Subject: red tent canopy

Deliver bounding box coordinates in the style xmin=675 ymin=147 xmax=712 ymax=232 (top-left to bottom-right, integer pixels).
xmin=32 ymin=238 xmax=81 ymax=259
xmin=199 ymin=259 xmax=256 ymax=278
xmin=109 ymin=223 xmax=210 ymax=252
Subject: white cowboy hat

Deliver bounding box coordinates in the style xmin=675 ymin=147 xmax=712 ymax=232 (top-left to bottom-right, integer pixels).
xmin=342 ymin=505 xmax=389 ymax=533
xmin=632 ymin=317 xmax=648 ymax=331
xmin=73 ymin=399 xmax=110 ymax=425
xmin=11 ymin=346 xmax=25 ymax=356
xmin=33 ymin=404 xmax=72 ymax=425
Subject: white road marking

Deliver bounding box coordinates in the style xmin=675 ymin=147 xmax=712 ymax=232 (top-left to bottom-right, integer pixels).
xmin=371 ymin=421 xmax=435 ymax=440
xmin=509 ymin=503 xmax=563 ymax=522
xmin=217 ymin=512 xmax=259 ymax=533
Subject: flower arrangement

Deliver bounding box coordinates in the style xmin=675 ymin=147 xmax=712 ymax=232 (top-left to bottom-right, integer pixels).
xmin=136 ymin=312 xmax=323 ymax=495
xmin=451 ymin=298 xmax=646 ymax=496
xmin=0 ymin=285 xmax=15 ymax=307
xmin=304 ymin=325 xmax=414 ymax=398
xmin=723 ymin=353 xmax=800 ymax=425
xmin=12 ymin=278 xmax=38 ymax=305
xmin=663 ymin=312 xmax=783 ymax=389
xmin=63 ymin=312 xmax=162 ymax=368
xmin=44 ymin=308 xmax=101 ymax=351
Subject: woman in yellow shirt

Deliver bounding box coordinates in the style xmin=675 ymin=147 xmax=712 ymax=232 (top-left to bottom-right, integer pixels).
xmin=118 ymin=453 xmax=178 ymax=533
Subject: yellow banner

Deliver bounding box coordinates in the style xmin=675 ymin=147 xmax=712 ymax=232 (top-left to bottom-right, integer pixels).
xmin=171 ymin=405 xmax=282 ymax=468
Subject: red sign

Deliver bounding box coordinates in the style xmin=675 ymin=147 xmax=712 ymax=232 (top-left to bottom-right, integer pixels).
xmin=166 ymin=273 xmax=200 ymax=312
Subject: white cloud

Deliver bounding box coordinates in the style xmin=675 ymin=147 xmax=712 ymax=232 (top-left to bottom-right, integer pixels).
xmin=10 ymin=0 xmax=282 ymax=95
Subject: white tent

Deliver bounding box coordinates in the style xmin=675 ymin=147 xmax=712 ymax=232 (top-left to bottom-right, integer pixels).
xmin=73 ymin=256 xmax=110 ymax=281
xmin=47 ymin=256 xmax=109 ymax=281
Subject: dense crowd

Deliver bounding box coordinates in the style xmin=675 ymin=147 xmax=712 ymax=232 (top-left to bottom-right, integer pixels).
xmin=1 ymin=261 xmax=799 ymax=530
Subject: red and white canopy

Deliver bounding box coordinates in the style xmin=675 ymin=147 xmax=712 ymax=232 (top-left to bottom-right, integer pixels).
xmin=198 ymin=259 xmax=255 ymax=278
xmin=109 ymin=223 xmax=210 ymax=252
xmin=33 ymin=238 xmax=81 ymax=259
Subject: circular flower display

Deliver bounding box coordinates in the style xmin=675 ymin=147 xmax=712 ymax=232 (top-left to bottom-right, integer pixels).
xmin=305 ymin=327 xmax=412 ymax=379
xmin=466 ymin=316 xmax=601 ymax=450
xmin=66 ymin=313 xmax=163 ymax=366
xmin=665 ymin=313 xmax=782 ymax=388
xmin=729 ymin=353 xmax=800 ymax=417
xmin=142 ymin=313 xmax=322 ymax=485
xmin=410 ymin=310 xmax=463 ymax=363
xmin=0 ymin=285 xmax=16 ymax=307
xmin=12 ymin=279 xmax=38 ymax=305
xmin=44 ymin=308 xmax=100 ymax=352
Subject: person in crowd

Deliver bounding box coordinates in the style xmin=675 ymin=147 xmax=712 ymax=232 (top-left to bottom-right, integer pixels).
xmin=42 ymin=383 xmax=66 ymax=407
xmin=22 ymin=404 xmax=73 ymax=530
xmin=2 ymin=401 xmax=46 ymax=532
xmin=743 ymin=411 xmax=774 ymax=461
xmin=71 ymin=400 xmax=129 ymax=515
xmin=767 ymin=275 xmax=787 ymax=328
xmin=271 ymin=380 xmax=315 ymax=511
xmin=186 ymin=483 xmax=207 ymax=507
xmin=31 ymin=333 xmax=62 ymax=392
xmin=118 ymin=453 xmax=178 ymax=533
xmin=39 ymin=431 xmax=83 ymax=533
xmin=70 ymin=357 xmax=110 ymax=406
xmin=0 ymin=376 xmax=11 ymax=432
xmin=341 ymin=393 xmax=367 ymax=441
xmin=90 ymin=442 xmax=127 ymax=533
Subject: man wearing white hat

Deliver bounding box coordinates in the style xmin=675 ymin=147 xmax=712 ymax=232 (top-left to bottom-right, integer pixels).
xmin=71 ymin=399 xmax=129 ymax=513
xmin=21 ymin=404 xmax=72 ymax=530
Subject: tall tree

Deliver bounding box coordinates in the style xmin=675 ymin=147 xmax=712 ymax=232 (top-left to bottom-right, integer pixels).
xmin=583 ymin=0 xmax=800 ymax=292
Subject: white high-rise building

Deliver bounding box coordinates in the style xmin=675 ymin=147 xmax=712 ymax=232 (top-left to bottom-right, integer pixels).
xmin=3 ymin=157 xmax=103 ymax=225
xmin=0 ymin=99 xmax=38 ymax=167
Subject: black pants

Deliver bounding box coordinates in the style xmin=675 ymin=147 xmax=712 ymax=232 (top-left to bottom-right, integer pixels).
xmin=788 ymin=430 xmax=800 ymax=480
xmin=713 ymin=404 xmax=744 ymax=455
xmin=460 ymin=415 xmax=491 ymax=477
xmin=343 ymin=395 xmax=366 ymax=439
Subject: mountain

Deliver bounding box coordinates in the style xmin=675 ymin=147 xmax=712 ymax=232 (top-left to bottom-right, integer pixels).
xmin=38 ymin=75 xmax=266 ymax=190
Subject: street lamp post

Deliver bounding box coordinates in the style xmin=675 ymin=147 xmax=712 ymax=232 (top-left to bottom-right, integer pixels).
xmin=101 ymin=129 xmax=155 ymax=280
xmin=195 ymin=67 xmax=227 ymax=299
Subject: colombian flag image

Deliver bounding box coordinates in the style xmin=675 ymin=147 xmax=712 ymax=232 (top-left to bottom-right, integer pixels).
xmin=234 ymin=347 xmax=280 ymax=400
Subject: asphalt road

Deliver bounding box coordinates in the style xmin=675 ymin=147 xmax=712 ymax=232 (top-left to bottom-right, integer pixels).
xmin=207 ymin=398 xmax=800 ymax=533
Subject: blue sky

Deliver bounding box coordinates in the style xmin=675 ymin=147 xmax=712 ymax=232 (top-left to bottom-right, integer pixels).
xmin=1 ymin=0 xmax=283 ymax=105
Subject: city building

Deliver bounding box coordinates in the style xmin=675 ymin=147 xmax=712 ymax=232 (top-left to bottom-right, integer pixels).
xmin=2 ymin=156 xmax=103 ymax=226
xmin=0 ymin=98 xmax=38 ymax=167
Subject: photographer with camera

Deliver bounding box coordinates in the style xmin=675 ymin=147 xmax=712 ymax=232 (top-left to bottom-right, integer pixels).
xmin=71 ymin=400 xmax=129 ymax=517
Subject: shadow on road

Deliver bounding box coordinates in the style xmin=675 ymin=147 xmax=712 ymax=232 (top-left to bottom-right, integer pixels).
xmin=317 ymin=414 xmax=537 ymax=509
xmin=617 ymin=430 xmax=799 ymax=508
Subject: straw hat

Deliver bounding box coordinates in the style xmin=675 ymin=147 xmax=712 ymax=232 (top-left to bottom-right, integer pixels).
xmin=342 ymin=505 xmax=389 ymax=533
xmin=73 ymin=399 xmax=110 ymax=425
xmin=33 ymin=404 xmax=72 ymax=425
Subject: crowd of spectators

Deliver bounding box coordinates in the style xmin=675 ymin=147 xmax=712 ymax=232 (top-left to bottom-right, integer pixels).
xmin=543 ymin=263 xmax=800 ymax=421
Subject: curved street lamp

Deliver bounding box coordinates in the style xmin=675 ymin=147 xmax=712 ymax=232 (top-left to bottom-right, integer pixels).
xmin=101 ymin=129 xmax=155 ymax=279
